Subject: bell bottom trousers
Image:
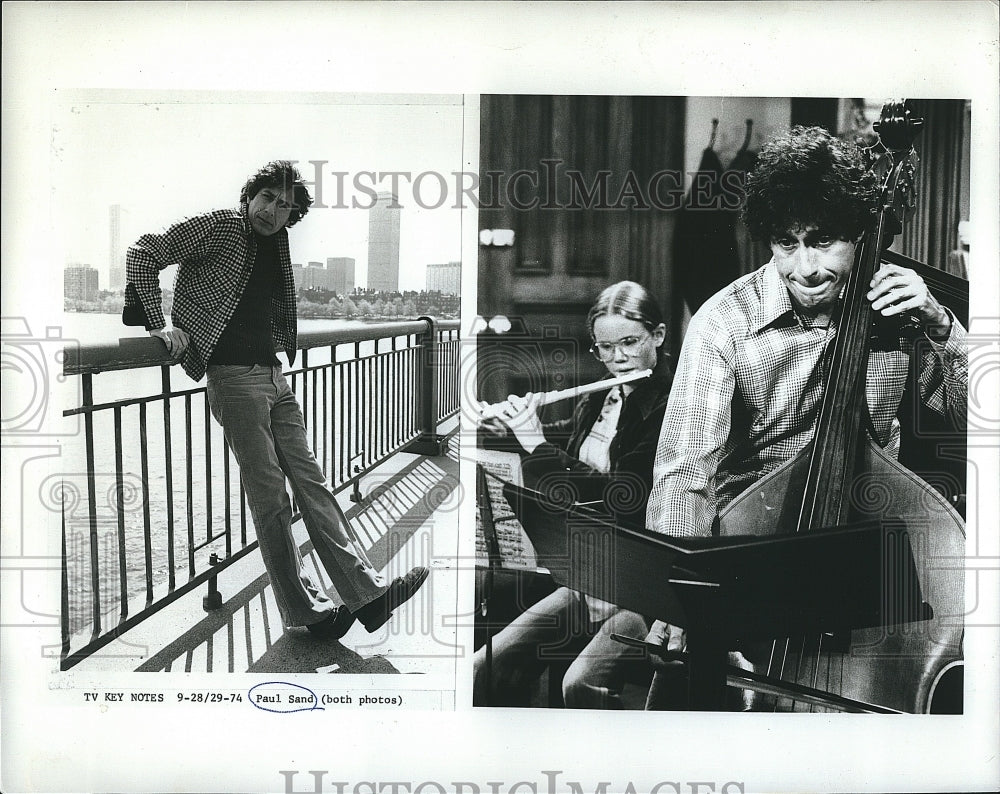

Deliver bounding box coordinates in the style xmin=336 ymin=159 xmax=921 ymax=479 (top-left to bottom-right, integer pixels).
xmin=206 ymin=364 xmax=387 ymax=628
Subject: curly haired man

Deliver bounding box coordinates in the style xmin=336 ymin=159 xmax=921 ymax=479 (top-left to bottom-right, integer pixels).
xmin=642 ymin=127 xmax=967 ymax=708
xmin=125 ymin=161 xmax=428 ymax=641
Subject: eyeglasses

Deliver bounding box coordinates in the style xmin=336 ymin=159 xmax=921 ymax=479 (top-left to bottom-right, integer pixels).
xmin=589 ymin=334 xmax=650 ymax=362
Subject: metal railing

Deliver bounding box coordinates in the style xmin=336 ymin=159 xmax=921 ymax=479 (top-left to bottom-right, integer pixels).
xmin=435 ymin=323 xmax=461 ymax=424
xmin=60 ymin=317 xmax=459 ymax=670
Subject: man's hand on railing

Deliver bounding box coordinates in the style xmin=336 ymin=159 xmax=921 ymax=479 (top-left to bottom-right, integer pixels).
xmin=149 ymin=327 xmax=190 ymax=360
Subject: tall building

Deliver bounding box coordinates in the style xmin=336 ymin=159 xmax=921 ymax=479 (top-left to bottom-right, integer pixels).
xmin=367 ymin=192 xmax=401 ymax=292
xmin=108 ymin=204 xmax=128 ymax=290
xmin=327 ymin=257 xmax=355 ymax=294
xmin=300 ymin=261 xmax=332 ymax=291
xmin=425 ymin=261 xmax=462 ymax=295
xmin=65 ymin=265 xmax=100 ymax=302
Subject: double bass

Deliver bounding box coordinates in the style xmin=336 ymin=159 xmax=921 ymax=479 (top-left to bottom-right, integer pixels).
xmin=717 ymin=101 xmax=966 ymax=713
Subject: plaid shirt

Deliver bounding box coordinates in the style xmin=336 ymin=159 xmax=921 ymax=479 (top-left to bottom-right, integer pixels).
xmin=646 ymin=260 xmax=968 ymax=537
xmin=125 ymin=205 xmax=297 ymax=381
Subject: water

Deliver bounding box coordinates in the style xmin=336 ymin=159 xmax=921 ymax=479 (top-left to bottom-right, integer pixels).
xmin=60 ymin=312 xmax=412 ymax=637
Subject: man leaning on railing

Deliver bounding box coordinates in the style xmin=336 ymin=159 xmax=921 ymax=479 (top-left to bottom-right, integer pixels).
xmin=122 ymin=160 xmax=428 ymax=640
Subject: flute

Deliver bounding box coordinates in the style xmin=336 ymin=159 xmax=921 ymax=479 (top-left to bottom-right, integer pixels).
xmin=478 ymin=368 xmax=652 ymax=419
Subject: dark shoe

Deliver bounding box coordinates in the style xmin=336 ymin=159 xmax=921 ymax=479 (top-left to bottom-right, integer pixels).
xmin=305 ymin=605 xmax=356 ymax=640
xmin=355 ymin=567 xmax=430 ymax=632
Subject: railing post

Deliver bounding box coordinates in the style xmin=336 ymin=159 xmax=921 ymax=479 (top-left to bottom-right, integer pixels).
xmin=404 ymin=315 xmax=448 ymax=456
xmin=82 ymin=373 xmax=103 ymax=638
xmin=203 ymin=552 xmax=223 ymax=611
xmin=349 ymin=453 xmax=364 ymax=503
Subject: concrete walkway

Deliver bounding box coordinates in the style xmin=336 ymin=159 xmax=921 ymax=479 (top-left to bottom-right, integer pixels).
xmin=71 ymin=434 xmax=463 ymax=684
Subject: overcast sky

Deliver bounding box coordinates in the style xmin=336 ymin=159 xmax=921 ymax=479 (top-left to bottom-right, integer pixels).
xmin=52 ymin=91 xmax=467 ymax=291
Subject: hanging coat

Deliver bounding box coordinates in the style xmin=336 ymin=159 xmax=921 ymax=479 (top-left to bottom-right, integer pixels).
xmin=673 ymin=147 xmax=742 ymax=314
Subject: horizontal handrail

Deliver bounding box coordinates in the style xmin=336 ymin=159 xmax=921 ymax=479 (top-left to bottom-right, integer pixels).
xmin=63 ymin=318 xmax=460 ymax=375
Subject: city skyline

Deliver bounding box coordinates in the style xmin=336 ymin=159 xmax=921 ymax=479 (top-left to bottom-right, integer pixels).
xmin=99 ymin=195 xmax=452 ymax=295
xmin=66 ymin=255 xmax=459 ymax=300
xmin=53 ymin=93 xmax=466 ymax=294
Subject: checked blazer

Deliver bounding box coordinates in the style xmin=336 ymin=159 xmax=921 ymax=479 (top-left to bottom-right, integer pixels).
xmin=124 ymin=204 xmax=298 ymax=382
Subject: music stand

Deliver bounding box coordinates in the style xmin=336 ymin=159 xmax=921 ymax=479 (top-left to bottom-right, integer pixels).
xmin=476 ymin=465 xmax=505 ymax=707
xmin=500 ymin=476 xmax=932 ymax=712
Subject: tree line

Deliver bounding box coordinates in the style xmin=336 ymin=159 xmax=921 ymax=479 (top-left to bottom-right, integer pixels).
xmin=64 ymin=288 xmax=459 ymax=319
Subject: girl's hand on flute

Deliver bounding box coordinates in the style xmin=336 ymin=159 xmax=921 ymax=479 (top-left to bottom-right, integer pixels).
xmin=500 ymin=392 xmax=546 ymax=454
xmin=478 ymin=414 xmax=509 ymax=438
xmin=477 ymin=399 xmax=512 ymax=438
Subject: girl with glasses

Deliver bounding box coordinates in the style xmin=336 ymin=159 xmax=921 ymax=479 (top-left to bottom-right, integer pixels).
xmin=474 ymin=280 xmax=673 ymax=709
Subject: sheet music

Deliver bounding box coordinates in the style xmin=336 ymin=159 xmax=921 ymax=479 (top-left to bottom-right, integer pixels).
xmin=475 ymin=448 xmax=541 ymax=570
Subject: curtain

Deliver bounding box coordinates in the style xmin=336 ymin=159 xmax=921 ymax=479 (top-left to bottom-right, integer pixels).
xmin=894 ymin=100 xmax=967 ymax=271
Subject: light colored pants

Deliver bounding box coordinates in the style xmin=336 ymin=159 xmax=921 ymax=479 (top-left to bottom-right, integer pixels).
xmin=473 ymin=586 xmax=651 ymax=708
xmin=206 ymin=364 xmax=387 ymax=627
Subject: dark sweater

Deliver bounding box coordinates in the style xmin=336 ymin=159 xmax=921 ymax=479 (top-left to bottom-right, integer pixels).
xmin=208 ymin=233 xmax=281 ymax=366
xmin=520 ymin=356 xmax=674 ymax=529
